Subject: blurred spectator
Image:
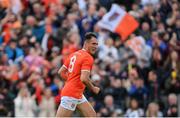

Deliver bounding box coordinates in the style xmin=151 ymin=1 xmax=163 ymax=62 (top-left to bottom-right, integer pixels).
xmin=128 ymin=78 xmax=148 ymax=107
xmin=14 ymin=87 xmax=38 ymax=117
xmin=39 ymin=88 xmax=56 ymax=117
xmin=110 ymin=61 xmax=124 ymax=79
xmin=164 ymin=50 xmax=180 ymax=77
xmin=145 ymin=102 xmax=163 ymax=117
xmin=98 ymin=38 xmax=119 ymax=63
xmin=103 ymin=78 xmax=127 ymax=110
xmin=164 ymin=93 xmax=178 ymax=117
xmin=159 ymin=0 xmax=172 ymax=23
xmin=5 ymin=39 xmax=24 ymax=63
xmin=112 ymin=79 xmax=127 ymax=109
xmin=150 ymin=48 xmax=164 ymax=79
xmin=0 ymin=88 xmax=14 ymax=116
xmin=164 ymin=50 xmax=180 ymax=94
xmin=146 ymin=31 xmax=168 ymax=54
xmin=117 ymin=41 xmax=134 ymax=68
xmin=124 ymin=98 xmax=144 ymax=117
xmin=61 ymin=34 xmax=79 ymax=63
xmin=139 ymin=22 xmax=151 ymax=40
xmin=98 ymin=95 xmax=119 ymax=117
xmin=147 ymin=70 xmax=161 ymax=101
xmin=50 ymin=46 xmax=62 ymax=75
xmin=77 ymin=2 xmax=98 ymax=43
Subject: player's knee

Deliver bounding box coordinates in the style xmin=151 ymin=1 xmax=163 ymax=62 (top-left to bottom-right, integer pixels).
xmin=85 ymin=110 xmax=96 ymax=117
xmin=91 ymin=111 xmax=97 ymax=117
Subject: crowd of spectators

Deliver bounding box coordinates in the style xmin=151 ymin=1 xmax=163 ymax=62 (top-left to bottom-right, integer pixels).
xmin=0 ymin=0 xmax=180 ymax=117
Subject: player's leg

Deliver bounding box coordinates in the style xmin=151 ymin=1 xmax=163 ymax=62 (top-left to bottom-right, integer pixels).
xmin=55 ymin=96 xmax=77 ymax=117
xmin=76 ymin=95 xmax=96 ymax=117
xmin=77 ymin=101 xmax=96 ymax=117
xmin=56 ymin=106 xmax=73 ymax=117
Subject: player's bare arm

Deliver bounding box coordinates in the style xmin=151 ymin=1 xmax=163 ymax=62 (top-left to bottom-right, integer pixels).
xmin=58 ymin=65 xmax=68 ymax=81
xmin=80 ymin=71 xmax=100 ymax=94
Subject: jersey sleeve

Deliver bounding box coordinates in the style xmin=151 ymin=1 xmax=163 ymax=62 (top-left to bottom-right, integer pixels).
xmin=81 ymin=56 xmax=94 ymax=72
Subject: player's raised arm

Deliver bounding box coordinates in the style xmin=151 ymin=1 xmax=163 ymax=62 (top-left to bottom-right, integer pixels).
xmin=58 ymin=65 xmax=68 ymax=81
xmin=80 ymin=70 xmax=100 ymax=94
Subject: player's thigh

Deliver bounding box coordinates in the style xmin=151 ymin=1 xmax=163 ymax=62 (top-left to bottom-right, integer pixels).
xmin=56 ymin=105 xmax=73 ymax=117
xmin=56 ymin=96 xmax=77 ymax=117
xmin=77 ymin=101 xmax=96 ymax=117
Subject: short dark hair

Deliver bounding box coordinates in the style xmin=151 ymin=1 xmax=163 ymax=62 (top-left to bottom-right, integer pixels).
xmin=84 ymin=32 xmax=97 ymax=42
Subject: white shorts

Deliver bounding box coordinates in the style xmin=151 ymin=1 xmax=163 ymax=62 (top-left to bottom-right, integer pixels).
xmin=60 ymin=95 xmax=88 ymax=111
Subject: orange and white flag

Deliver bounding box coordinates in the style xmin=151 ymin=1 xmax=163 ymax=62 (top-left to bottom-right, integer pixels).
xmin=98 ymin=4 xmax=139 ymax=40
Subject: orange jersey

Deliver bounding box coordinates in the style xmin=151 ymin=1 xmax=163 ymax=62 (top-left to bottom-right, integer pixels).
xmin=61 ymin=49 xmax=94 ymax=99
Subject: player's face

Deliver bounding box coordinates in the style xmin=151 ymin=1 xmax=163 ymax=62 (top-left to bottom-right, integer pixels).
xmin=88 ymin=37 xmax=98 ymax=55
